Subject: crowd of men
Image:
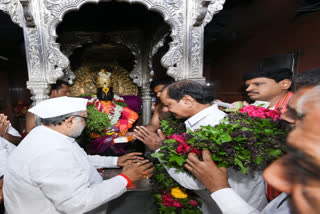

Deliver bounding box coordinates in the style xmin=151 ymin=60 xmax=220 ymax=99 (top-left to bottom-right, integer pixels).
xmin=0 ymin=64 xmax=320 ymax=214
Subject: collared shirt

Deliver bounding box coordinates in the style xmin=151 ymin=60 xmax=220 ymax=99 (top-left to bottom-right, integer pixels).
xmin=252 ymin=91 xmax=294 ymax=113
xmin=252 ymin=101 xmax=272 ymax=109
xmin=4 ymin=125 xmax=126 ymax=214
xmin=185 ymin=104 xmax=226 ymax=131
xmin=211 ymin=189 xmax=289 ymax=214
xmin=0 ymin=124 xmax=21 ymax=176
xmin=164 ymin=105 xmax=268 ymax=213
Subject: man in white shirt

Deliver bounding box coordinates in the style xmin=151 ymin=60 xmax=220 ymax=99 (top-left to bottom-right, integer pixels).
xmin=0 ymin=114 xmax=22 ymax=177
xmin=4 ymin=96 xmax=154 ymax=214
xmin=0 ymin=114 xmax=22 ymax=207
xmin=184 ymin=85 xmax=320 ymax=214
xmin=138 ymin=80 xmax=267 ymax=213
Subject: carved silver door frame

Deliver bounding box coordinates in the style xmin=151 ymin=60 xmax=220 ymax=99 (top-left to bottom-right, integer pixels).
xmin=1 ymin=0 xmax=225 ymax=123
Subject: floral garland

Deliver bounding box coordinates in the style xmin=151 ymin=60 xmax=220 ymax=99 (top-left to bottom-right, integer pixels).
xmin=151 ymin=105 xmax=289 ymax=213
xmin=154 ymin=105 xmax=288 ymax=174
xmin=150 ymin=116 xmax=201 ymax=213
xmin=87 ymin=95 xmax=125 ymax=128
xmin=109 ymin=95 xmax=125 ymax=126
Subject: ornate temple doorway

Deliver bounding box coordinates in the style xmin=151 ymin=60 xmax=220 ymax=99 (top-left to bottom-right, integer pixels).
xmin=0 ymin=0 xmax=226 ymax=124
xmin=55 ymin=2 xmax=172 ymax=124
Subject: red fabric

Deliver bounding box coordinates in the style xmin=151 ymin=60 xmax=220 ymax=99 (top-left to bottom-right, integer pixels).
xmin=266 ymin=184 xmax=281 ymax=201
xmin=274 ymin=91 xmax=294 ymax=113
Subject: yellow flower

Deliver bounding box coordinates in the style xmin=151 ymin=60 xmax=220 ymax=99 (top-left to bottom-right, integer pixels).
xmin=171 ymin=187 xmax=188 ymax=199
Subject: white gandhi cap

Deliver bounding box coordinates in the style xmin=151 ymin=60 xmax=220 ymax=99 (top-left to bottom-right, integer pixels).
xmin=29 ymin=96 xmax=88 ymax=119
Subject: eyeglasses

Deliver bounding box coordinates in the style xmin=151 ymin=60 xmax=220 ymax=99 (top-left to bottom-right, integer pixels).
xmin=73 ymin=115 xmax=89 ymax=121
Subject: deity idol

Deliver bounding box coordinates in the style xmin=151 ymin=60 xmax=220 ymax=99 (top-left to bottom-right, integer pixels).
xmin=80 ymin=69 xmax=139 ymax=155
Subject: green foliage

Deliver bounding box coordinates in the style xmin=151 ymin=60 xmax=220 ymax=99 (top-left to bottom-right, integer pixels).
xmin=114 ymin=101 xmax=127 ymax=107
xmin=160 ymin=114 xmax=186 ymax=136
xmin=157 ymin=111 xmax=288 ymax=175
xmin=86 ymin=105 xmax=112 ymax=135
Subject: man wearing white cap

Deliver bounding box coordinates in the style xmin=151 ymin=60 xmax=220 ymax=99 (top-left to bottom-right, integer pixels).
xmin=3 ymin=96 xmax=154 ymax=214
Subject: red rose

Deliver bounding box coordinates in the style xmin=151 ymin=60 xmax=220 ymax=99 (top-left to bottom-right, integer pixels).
xmin=265 ymin=110 xmax=281 ymax=120
xmin=176 ymin=143 xmax=191 ymax=154
xmin=162 ymin=193 xmax=174 ymax=207
xmin=190 ymin=148 xmax=201 ymax=155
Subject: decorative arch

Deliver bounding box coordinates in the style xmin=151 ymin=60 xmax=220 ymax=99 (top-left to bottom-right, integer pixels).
xmin=42 ymin=0 xmax=185 ymax=84
xmin=58 ymin=31 xmax=144 ymax=87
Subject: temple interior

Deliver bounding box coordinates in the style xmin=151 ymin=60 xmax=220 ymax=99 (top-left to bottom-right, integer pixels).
xmin=1 ymin=1 xmax=320 ymax=213
xmin=1 ymin=0 xmax=320 ymax=133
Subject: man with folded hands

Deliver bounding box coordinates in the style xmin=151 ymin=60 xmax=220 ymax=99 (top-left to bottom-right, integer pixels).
xmin=137 ymin=80 xmax=267 ymax=214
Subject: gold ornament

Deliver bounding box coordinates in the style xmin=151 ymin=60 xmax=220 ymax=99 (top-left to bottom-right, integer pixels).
xmin=70 ymin=63 xmax=138 ymax=97
xmin=70 ymin=66 xmax=97 ymax=96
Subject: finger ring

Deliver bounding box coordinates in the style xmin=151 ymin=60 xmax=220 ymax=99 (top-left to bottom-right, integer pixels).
xmin=142 ymin=172 xmax=148 ymax=175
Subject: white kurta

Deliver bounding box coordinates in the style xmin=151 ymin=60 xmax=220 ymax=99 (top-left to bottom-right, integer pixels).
xmin=163 ymin=104 xmax=268 ymax=213
xmin=211 ymin=189 xmax=289 ymax=214
xmin=0 ymin=124 xmax=21 ymax=176
xmin=4 ymin=125 xmax=127 ymax=214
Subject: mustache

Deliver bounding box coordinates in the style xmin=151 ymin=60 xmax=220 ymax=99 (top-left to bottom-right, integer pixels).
xmin=247 ymin=91 xmax=259 ymax=94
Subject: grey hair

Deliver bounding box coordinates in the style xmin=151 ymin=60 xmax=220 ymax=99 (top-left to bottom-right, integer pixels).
xmin=40 ymin=111 xmax=83 ymax=126
xmin=296 ymin=85 xmax=320 ymax=115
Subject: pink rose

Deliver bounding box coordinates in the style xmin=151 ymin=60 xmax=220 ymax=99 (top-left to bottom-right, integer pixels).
xmin=188 ymin=200 xmax=198 ymax=206
xmin=172 ymin=201 xmax=183 ymax=208
xmin=169 ymin=134 xmax=186 ymax=144
xmin=240 ymin=105 xmax=282 ymax=119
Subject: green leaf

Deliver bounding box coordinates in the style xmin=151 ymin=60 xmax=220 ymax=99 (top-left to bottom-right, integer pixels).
xmin=268 ymin=149 xmax=281 ymax=157
xmin=219 ymin=133 xmax=232 ymax=143
xmin=234 ymin=157 xmax=245 ymax=171
xmin=151 ymin=152 xmax=164 ymax=159
xmin=165 ymin=139 xmax=178 ymax=144
xmin=235 ymin=101 xmax=243 ymax=110
xmin=264 ymin=129 xmax=273 ymax=135
xmin=234 ymin=136 xmax=248 ymax=142
xmin=240 ymin=127 xmax=252 ymax=131
xmin=255 ymin=156 xmax=263 ymax=165
xmin=169 ymin=155 xmax=186 ymax=166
